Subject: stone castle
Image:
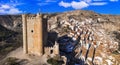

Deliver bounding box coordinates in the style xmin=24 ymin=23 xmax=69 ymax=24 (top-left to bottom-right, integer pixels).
xmin=22 ymin=13 xmax=59 ymax=56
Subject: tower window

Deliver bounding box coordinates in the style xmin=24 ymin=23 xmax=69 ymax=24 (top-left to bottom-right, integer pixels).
xmin=31 ymin=30 xmax=34 ymax=33
xmin=50 ymin=50 xmax=53 ymax=54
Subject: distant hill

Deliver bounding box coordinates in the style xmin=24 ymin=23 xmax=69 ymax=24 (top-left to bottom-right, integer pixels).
xmin=0 ymin=15 xmax=22 ymax=32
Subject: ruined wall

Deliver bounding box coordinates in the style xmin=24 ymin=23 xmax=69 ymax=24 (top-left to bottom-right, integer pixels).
xmin=44 ymin=42 xmax=59 ymax=56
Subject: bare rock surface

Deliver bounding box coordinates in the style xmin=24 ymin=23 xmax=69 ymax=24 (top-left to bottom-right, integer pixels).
xmin=0 ymin=10 xmax=120 ymax=65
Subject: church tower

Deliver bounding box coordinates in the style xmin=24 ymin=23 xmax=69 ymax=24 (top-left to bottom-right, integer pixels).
xmin=22 ymin=13 xmax=47 ymax=56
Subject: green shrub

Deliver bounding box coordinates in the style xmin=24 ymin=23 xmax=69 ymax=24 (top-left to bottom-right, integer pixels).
xmin=47 ymin=58 xmax=58 ymax=65
xmin=47 ymin=55 xmax=64 ymax=65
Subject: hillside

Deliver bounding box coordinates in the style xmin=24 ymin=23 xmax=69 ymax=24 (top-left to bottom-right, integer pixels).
xmin=47 ymin=10 xmax=120 ymax=65
xmin=0 ymin=10 xmax=120 ymax=65
xmin=0 ymin=15 xmax=22 ymax=32
xmin=0 ymin=22 xmax=22 ymax=64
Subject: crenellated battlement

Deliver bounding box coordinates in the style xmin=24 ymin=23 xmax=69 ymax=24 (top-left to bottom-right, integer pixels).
xmin=44 ymin=42 xmax=59 ymax=56
xmin=27 ymin=16 xmax=36 ymax=20
xmin=22 ymin=13 xmax=42 ymax=21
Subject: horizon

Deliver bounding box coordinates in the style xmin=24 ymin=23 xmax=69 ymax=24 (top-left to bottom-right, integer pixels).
xmin=0 ymin=0 xmax=120 ymax=15
xmin=0 ymin=10 xmax=120 ymax=16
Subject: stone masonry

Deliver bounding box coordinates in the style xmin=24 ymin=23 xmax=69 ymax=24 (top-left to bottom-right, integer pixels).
xmin=22 ymin=13 xmax=59 ymax=56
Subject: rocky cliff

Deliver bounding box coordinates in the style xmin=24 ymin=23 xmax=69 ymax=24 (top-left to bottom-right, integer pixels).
xmin=0 ymin=10 xmax=120 ymax=65
xmin=47 ymin=10 xmax=120 ymax=65
xmin=0 ymin=15 xmax=22 ymax=32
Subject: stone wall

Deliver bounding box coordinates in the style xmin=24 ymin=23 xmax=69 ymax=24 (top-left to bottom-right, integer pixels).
xmin=44 ymin=42 xmax=59 ymax=56
xmin=22 ymin=14 xmax=47 ymax=56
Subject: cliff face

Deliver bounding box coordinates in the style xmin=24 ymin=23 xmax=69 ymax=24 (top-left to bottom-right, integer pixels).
xmin=0 ymin=15 xmax=22 ymax=62
xmin=48 ymin=10 xmax=120 ymax=42
xmin=0 ymin=10 xmax=120 ymax=65
xmin=47 ymin=10 xmax=120 ymax=65
xmin=0 ymin=15 xmax=22 ymax=32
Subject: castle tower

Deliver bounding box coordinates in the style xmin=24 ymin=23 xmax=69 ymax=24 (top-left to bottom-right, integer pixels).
xmin=22 ymin=13 xmax=47 ymax=56
xmin=22 ymin=14 xmax=28 ymax=54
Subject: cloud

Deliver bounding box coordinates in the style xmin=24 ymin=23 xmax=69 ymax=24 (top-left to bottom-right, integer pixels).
xmin=0 ymin=10 xmax=5 ymax=13
xmin=90 ymin=2 xmax=107 ymax=6
xmin=7 ymin=8 xmax=22 ymax=14
xmin=1 ymin=5 xmax=10 ymax=9
xmin=59 ymin=0 xmax=108 ymax=9
xmin=83 ymin=0 xmax=92 ymax=3
xmin=0 ymin=0 xmax=24 ymax=14
xmin=71 ymin=1 xmax=89 ymax=9
xmin=0 ymin=4 xmax=22 ymax=14
xmin=59 ymin=1 xmax=71 ymax=8
xmin=59 ymin=1 xmax=89 ymax=9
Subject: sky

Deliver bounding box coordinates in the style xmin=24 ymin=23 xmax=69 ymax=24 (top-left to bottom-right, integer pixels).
xmin=0 ymin=0 xmax=120 ymax=15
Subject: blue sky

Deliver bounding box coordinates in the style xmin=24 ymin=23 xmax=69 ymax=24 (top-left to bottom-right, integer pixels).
xmin=0 ymin=0 xmax=120 ymax=15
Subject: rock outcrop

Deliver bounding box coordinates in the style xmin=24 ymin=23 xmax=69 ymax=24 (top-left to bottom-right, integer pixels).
xmin=47 ymin=10 xmax=120 ymax=65
xmin=0 ymin=10 xmax=120 ymax=65
xmin=0 ymin=15 xmax=22 ymax=32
